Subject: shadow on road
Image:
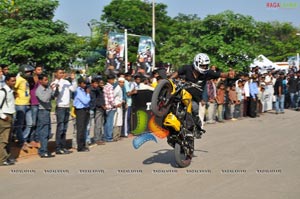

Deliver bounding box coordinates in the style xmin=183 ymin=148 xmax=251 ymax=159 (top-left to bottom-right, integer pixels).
xmin=143 ymin=149 xmax=177 ymax=167
xmin=143 ymin=148 xmax=208 ymax=168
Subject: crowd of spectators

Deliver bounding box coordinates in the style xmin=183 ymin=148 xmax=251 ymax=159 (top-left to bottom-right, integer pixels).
xmin=0 ymin=63 xmax=299 ymax=166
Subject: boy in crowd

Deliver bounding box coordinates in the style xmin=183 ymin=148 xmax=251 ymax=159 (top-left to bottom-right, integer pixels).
xmin=73 ymin=78 xmax=91 ymax=152
xmin=228 ymin=84 xmax=239 ymax=120
xmin=36 ymin=74 xmax=58 ymax=158
xmin=215 ymin=82 xmax=226 ymax=122
xmin=89 ymin=78 xmax=106 ymax=145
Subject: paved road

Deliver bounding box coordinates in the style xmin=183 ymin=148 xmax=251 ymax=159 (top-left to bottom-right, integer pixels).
xmin=1 ymin=110 xmax=299 ymax=199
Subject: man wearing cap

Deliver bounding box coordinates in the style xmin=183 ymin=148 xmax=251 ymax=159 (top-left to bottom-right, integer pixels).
xmin=14 ymin=64 xmax=34 ymax=151
xmin=112 ymin=77 xmax=125 ymax=141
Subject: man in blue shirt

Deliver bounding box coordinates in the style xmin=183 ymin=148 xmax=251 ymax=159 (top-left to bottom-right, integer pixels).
xmin=73 ymin=78 xmax=91 ymax=152
xmin=249 ymin=75 xmax=259 ymax=118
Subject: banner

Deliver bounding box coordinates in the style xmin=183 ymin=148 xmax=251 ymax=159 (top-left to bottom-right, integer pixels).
xmin=131 ymin=90 xmax=168 ymax=138
xmin=106 ymin=32 xmax=125 ymax=71
xmin=137 ymin=36 xmax=155 ymax=74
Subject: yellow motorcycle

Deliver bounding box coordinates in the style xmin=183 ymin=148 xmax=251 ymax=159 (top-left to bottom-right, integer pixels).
xmin=151 ymin=79 xmax=205 ymax=167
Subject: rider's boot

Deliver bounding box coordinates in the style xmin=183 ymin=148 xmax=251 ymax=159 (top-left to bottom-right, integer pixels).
xmin=193 ymin=116 xmax=206 ymax=139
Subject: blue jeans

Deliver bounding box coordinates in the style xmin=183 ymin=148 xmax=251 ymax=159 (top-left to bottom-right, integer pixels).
xmin=55 ymin=107 xmax=70 ymax=150
xmin=275 ymin=95 xmax=285 ymax=113
xmin=30 ymin=105 xmax=39 ymax=142
xmin=296 ymin=92 xmax=300 ymax=108
xmin=234 ymin=104 xmax=241 ymax=118
xmin=104 ymin=109 xmax=116 ymax=141
xmin=14 ymin=105 xmax=32 ymax=145
xmin=37 ymin=109 xmax=51 ymax=155
xmin=290 ymin=93 xmax=297 ymax=108
xmin=229 ymin=104 xmax=235 ymax=119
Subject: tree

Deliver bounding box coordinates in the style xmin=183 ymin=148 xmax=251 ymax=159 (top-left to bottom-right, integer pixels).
xmin=256 ymin=21 xmax=300 ymax=62
xmin=0 ymin=0 xmax=83 ymax=72
xmin=160 ymin=11 xmax=260 ymax=72
xmin=101 ymin=2 xmax=300 ymax=73
xmin=159 ymin=14 xmax=204 ymax=69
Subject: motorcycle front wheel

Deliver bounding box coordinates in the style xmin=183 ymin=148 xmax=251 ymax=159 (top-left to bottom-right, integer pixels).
xmin=151 ymin=79 xmax=173 ymax=117
xmin=174 ymin=143 xmax=193 ymax=168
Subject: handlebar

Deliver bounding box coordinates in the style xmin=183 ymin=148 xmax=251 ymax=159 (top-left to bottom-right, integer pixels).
xmin=171 ymin=79 xmax=203 ymax=92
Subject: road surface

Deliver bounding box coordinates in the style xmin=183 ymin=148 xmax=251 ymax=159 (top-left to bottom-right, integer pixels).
xmin=0 ymin=110 xmax=299 ymax=199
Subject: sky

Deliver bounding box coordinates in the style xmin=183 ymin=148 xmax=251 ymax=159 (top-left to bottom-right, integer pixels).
xmin=54 ymin=0 xmax=300 ymax=36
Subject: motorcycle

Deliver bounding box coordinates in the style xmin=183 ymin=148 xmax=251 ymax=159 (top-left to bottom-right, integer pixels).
xmin=151 ymin=79 xmax=205 ymax=167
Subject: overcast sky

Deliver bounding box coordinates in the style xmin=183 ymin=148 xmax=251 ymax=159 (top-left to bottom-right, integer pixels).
xmin=54 ymin=0 xmax=300 ymax=36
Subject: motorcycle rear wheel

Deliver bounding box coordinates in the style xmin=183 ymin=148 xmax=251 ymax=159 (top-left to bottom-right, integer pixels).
xmin=174 ymin=143 xmax=193 ymax=168
xmin=151 ymin=79 xmax=173 ymax=117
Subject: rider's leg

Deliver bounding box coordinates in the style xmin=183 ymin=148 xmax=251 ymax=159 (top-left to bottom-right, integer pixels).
xmin=192 ymin=101 xmax=205 ymax=130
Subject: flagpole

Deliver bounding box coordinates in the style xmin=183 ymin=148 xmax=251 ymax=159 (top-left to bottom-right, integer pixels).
xmin=152 ymin=0 xmax=155 ymax=71
xmin=124 ymin=29 xmax=128 ymax=73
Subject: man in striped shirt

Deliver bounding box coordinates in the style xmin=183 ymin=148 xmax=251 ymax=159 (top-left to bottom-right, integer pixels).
xmin=103 ymin=74 xmax=118 ymax=142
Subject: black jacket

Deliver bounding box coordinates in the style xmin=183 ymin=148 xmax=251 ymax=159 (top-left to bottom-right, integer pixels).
xmin=90 ymin=87 xmax=105 ymax=110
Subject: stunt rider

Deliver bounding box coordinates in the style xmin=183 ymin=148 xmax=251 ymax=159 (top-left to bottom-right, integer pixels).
xmin=170 ymin=53 xmax=235 ymax=133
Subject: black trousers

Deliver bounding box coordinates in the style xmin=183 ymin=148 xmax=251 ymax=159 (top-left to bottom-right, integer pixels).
xmin=75 ymin=108 xmax=90 ymax=150
xmin=249 ymin=96 xmax=257 ymax=118
xmin=243 ymin=97 xmax=249 ymax=117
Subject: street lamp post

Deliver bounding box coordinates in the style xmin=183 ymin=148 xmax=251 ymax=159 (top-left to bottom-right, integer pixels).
xmin=86 ymin=23 xmax=93 ymax=72
xmin=296 ymin=33 xmax=300 ymax=70
xmin=87 ymin=23 xmax=92 ymax=40
xmin=152 ymin=0 xmax=155 ymax=71
xmin=125 ymin=29 xmax=128 ymax=73
xmin=124 ymin=30 xmax=142 ymax=73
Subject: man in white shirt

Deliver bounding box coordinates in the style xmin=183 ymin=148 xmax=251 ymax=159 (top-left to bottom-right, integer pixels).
xmin=139 ymin=76 xmax=154 ymax=91
xmin=0 ymin=74 xmax=16 ymax=166
xmin=243 ymin=74 xmax=250 ymax=116
xmin=51 ymin=68 xmax=77 ymax=155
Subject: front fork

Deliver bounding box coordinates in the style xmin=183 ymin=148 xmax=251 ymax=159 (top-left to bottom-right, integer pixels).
xmin=174 ymin=128 xmax=195 ymax=156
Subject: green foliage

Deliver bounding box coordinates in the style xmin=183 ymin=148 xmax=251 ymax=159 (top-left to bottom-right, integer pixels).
xmin=0 ymin=0 xmax=83 ymax=73
xmin=256 ymin=21 xmax=300 ymax=62
xmin=160 ymin=11 xmax=260 ymax=72
xmin=1 ymin=0 xmax=299 ymax=74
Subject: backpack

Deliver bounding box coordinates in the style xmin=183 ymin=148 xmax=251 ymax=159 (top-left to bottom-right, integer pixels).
xmin=0 ymin=88 xmax=7 ymax=109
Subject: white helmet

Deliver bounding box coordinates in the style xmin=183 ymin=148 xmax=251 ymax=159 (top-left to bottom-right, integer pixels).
xmin=193 ymin=53 xmax=210 ymax=74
